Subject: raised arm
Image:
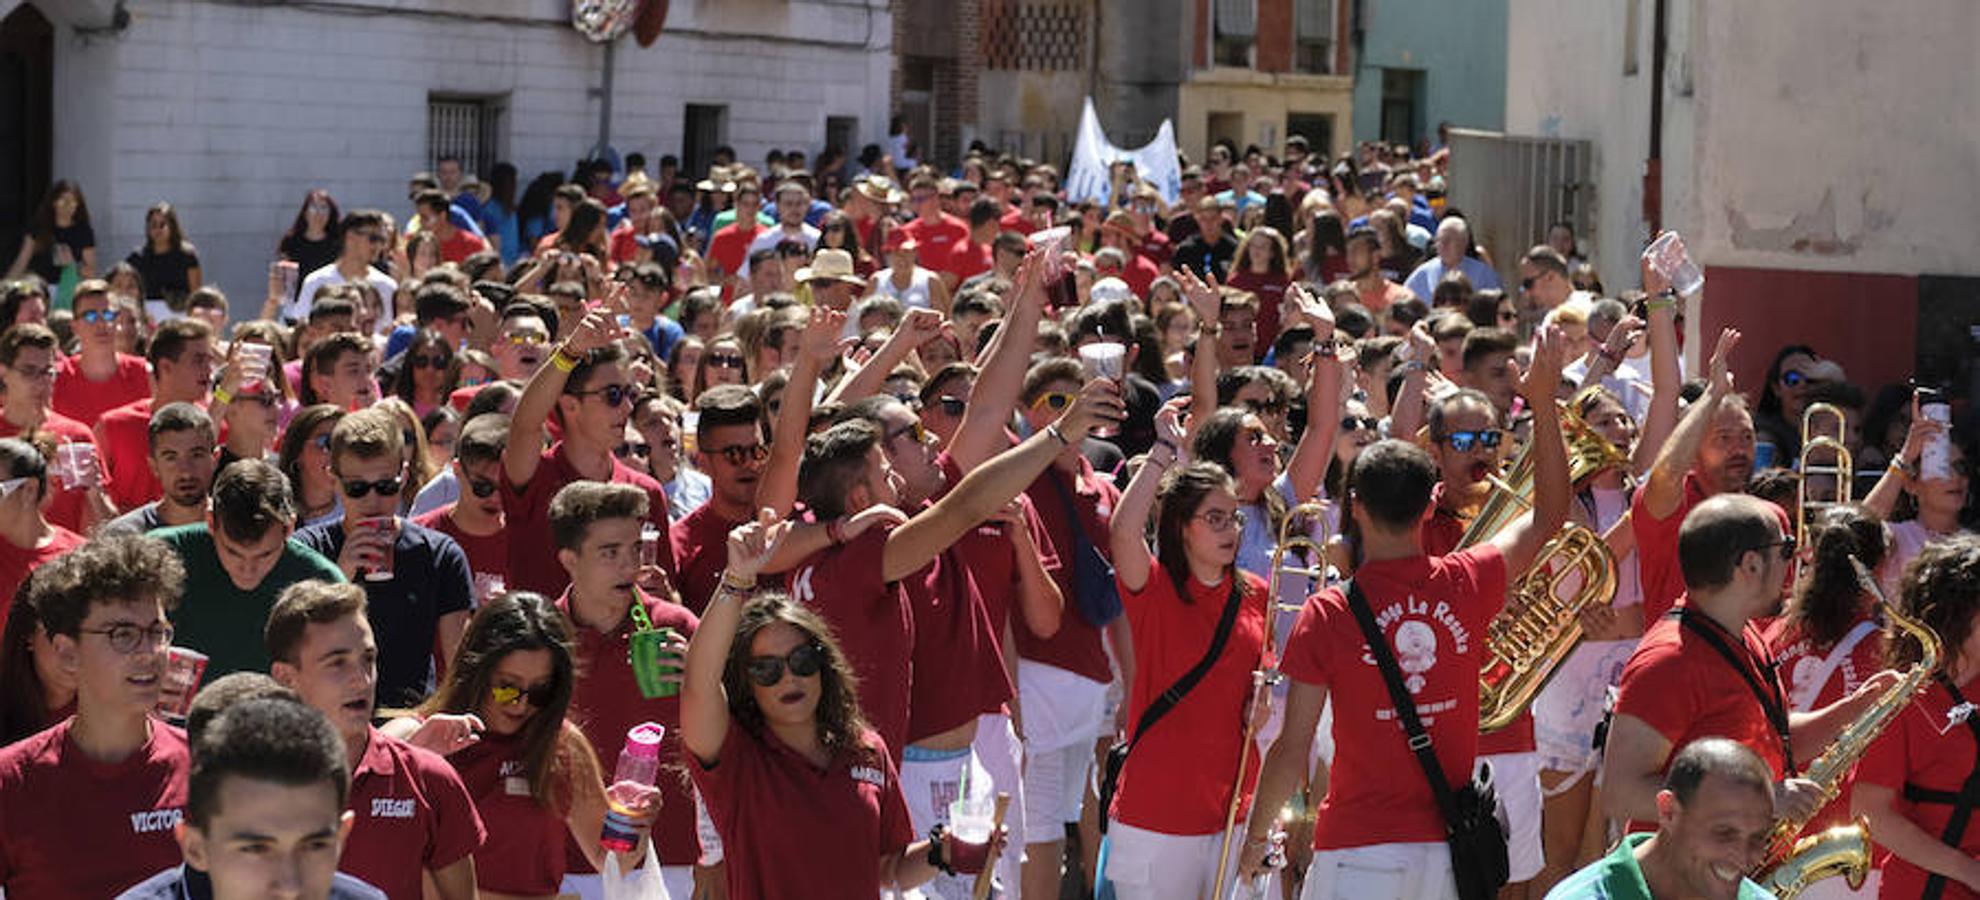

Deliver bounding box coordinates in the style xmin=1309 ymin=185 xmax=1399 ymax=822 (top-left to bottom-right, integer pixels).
xmin=757 ymin=307 xmax=847 ymax=517
xmin=1176 ymin=267 xmax=1225 ymax=434
xmin=680 ymin=510 xmax=791 ymax=766
xmin=1110 ymin=406 xmax=1186 ymax=593
xmin=1387 ymin=320 xmax=1436 ymax=440
xmin=1640 ymin=328 xmax=1741 ymax=520
xmin=505 ymin=310 xmax=622 ymax=488
xmin=1864 ymin=405 xmax=1934 ymax=519
xmin=1283 ymin=285 xmax=1343 ymax=501
xmin=951 ymin=250 xmax=1051 ymax=468
xmin=1633 ymin=253 xmax=1684 ymax=472
xmin=881 ymin=378 xmax=1122 ymax=582
xmin=1488 ymin=325 xmax=1571 ymax=575
xmin=827 ymin=307 xmax=943 ymax=405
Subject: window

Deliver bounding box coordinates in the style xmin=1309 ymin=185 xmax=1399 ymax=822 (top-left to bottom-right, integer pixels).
xmin=1379 ymin=69 xmax=1424 ymax=147
xmin=1294 ymin=0 xmax=1335 ymax=74
xmin=683 ymin=104 xmax=727 ymax=182
xmin=825 ymin=116 xmax=858 ymax=157
xmin=1213 ymin=0 xmax=1255 ymax=68
xmin=427 ymin=94 xmax=504 ymax=179
xmin=1286 ymin=113 xmax=1334 ymax=160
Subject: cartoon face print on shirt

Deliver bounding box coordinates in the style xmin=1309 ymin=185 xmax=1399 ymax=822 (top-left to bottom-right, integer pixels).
xmin=1360 ymin=591 xmax=1477 ymax=714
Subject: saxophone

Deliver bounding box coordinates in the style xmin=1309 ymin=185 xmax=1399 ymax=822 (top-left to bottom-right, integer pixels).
xmin=1754 ymin=557 xmax=1940 ymax=899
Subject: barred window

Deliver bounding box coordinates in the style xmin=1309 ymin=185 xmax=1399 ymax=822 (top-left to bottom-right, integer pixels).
xmin=1214 ymin=0 xmax=1256 ymax=68
xmin=1294 ymin=0 xmax=1335 ymax=73
xmin=982 ymin=0 xmax=1086 ymax=72
xmin=427 ymin=95 xmax=504 ymax=179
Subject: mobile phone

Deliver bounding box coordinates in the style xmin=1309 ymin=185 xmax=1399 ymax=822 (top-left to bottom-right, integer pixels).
xmin=1915 ymin=383 xmax=1952 ymax=479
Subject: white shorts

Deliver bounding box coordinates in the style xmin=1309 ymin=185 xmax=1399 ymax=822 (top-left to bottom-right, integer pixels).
xmin=1103 ymin=820 xmax=1274 ymax=900
xmin=1022 ymin=738 xmax=1093 ymax=841
xmin=901 ymin=744 xmax=992 ymax=900
xmin=1477 ymin=751 xmax=1542 ymax=883
xmin=1300 ymin=842 xmax=1456 ymax=900
xmin=1017 ymin=659 xmax=1108 ymax=753
xmin=1532 ymin=638 xmax=1635 ymax=774
xmin=973 ymin=713 xmax=1027 ymax=886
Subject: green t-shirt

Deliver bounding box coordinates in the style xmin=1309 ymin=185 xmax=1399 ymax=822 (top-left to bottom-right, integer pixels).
xmin=710 ymin=208 xmax=776 ymax=232
xmin=1544 ymin=833 xmax=1778 ymax=900
xmin=154 ymin=524 xmax=345 ymax=679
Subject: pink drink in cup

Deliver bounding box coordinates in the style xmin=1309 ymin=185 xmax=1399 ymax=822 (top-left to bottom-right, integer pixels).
xmin=53 ymin=442 xmax=97 ymax=491
xmin=156 ymin=647 xmax=209 ymax=718
xmin=356 ymin=516 xmax=398 ymax=582
xmin=1077 ymin=341 xmax=1126 ymax=438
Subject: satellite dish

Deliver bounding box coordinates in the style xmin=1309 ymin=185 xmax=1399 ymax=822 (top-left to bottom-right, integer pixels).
xmin=572 ymin=0 xmax=639 ymax=42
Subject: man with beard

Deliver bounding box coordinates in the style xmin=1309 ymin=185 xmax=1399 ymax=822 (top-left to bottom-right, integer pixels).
xmin=1551 ymin=738 xmax=1778 ymax=899
xmin=1600 ymin=494 xmax=1902 ymax=834
xmin=100 ymin=403 xmax=218 ymax=537
xmin=1344 ymin=226 xmax=1413 ymax=314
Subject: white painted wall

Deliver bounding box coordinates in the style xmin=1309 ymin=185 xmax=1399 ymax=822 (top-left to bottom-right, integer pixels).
xmin=45 ymin=0 xmax=890 ymax=313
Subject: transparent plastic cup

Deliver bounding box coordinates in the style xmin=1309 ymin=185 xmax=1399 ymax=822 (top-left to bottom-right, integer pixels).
xmin=948 ymin=793 xmax=994 ymax=843
xmin=157 ymin=647 xmax=209 ymax=718
xmin=53 ymin=442 xmax=96 ymax=491
xmin=1077 ymin=342 xmax=1126 ymax=438
xmin=356 ymin=516 xmax=398 ymax=582
xmin=237 ymin=341 xmax=273 ymax=389
xmin=1644 ymin=232 xmax=1705 ymax=296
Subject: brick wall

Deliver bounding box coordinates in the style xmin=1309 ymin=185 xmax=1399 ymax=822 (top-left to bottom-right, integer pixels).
xmin=1255 ymin=0 xmax=1291 ymax=72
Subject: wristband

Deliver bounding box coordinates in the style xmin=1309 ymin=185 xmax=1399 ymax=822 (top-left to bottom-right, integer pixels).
xmin=1155 ymin=438 xmax=1179 ymax=454
xmin=1044 ymin=424 xmax=1069 ymax=447
xmin=825 ymin=516 xmax=847 ymax=546
xmin=1398 ymin=360 xmax=1427 ymax=375
xmin=719 ymin=572 xmax=757 ymax=592
xmin=1599 ymin=346 xmax=1627 ymax=364
xmin=926 ymin=824 xmax=952 ymax=876
xmin=210 ymin=386 xmax=233 ymax=405
xmin=550 ymin=348 xmax=580 ymax=373
xmin=1891 ymin=457 xmax=1917 ymax=479
xmin=1645 ymin=297 xmax=1677 ymax=313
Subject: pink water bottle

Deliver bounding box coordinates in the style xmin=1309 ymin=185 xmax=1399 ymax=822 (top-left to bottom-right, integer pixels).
xmin=600 ymin=722 xmax=665 ymax=853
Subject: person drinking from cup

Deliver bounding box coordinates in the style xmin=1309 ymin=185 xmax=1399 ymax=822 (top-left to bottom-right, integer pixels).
xmin=0 ymin=323 xmax=114 ymax=531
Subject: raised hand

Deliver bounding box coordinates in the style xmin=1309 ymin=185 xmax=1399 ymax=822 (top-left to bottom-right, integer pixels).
xmin=1056 ymin=377 xmax=1126 ymax=442
xmin=1707 ymin=328 xmax=1742 ymax=395
xmin=563 ymin=311 xmax=624 ymax=358
xmin=725 ymin=508 xmax=793 ymax=582
xmin=1521 ymin=324 xmax=1566 ymax=402
xmin=800 ymin=305 xmax=848 ymax=360
xmin=1174 ymin=267 xmax=1224 ymax=325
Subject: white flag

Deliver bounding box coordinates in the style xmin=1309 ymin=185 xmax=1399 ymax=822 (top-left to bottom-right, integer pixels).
xmin=1065 ymin=98 xmax=1182 ymax=207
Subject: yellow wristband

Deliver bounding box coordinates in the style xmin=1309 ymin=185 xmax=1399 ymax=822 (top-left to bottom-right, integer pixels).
xmin=211 ymin=386 xmax=233 ymax=405
xmin=550 ymin=348 xmax=579 ymax=373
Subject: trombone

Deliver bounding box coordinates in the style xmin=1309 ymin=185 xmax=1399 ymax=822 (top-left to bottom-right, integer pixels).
xmin=1798 ymin=403 xmax=1853 ymax=547
xmin=1212 ymin=501 xmax=1330 ymax=900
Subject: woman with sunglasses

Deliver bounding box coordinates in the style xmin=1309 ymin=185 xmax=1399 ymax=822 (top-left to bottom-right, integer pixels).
xmin=816 ymin=210 xmax=875 ymax=278
xmin=393 ymin=328 xmax=458 ymax=417
xmin=696 ymin=334 xmax=748 ymax=393
xmin=279 ymin=404 xmax=348 ymax=529
xmin=682 ymin=512 xmax=1003 ymax=897
xmin=1102 ymin=438 xmax=1272 ymax=896
xmin=1753 ymin=344 xmax=1822 ymax=468
xmin=1864 ymin=404 xmax=1976 ymax=594
xmin=388 ymin=591 xmax=660 ymax=900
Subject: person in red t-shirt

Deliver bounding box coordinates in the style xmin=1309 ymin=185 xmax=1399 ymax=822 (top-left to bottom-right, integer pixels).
xmin=1224 ymin=227 xmax=1293 ymax=361
xmin=669 ymin=385 xmax=766 ymax=614
xmin=502 ymin=308 xmax=674 ymax=598
xmin=53 ymin=282 xmax=151 ymax=423
xmin=386 ymin=591 xmax=661 ymax=899
xmin=1856 ymin=536 xmax=1980 ymax=898
xmin=416 ymin=190 xmax=488 ymax=264
xmin=543 ymin=481 xmax=708 ymax=897
xmin=267 ymin=581 xmax=485 ymax=900
xmin=900 ymin=175 xmax=971 ymax=280
xmin=705 ymin=182 xmax=766 ymax=287
xmin=411 ymin=412 xmax=510 ymax=603
xmin=99 ymin=318 xmax=217 ymax=512
xmin=680 ymin=515 xmax=1002 ymax=898
xmin=1601 ymin=493 xmax=1902 ymax=835
xmin=0 ymin=535 xmax=190 ymax=899
xmin=1241 ymin=328 xmax=1573 ymax=897
xmin=1103 ymin=449 xmax=1271 ymax=895
xmin=0 ymin=439 xmax=87 ymax=623
xmin=0 ymin=323 xmax=114 ymax=531
xmin=943 ymin=197 xmax=1000 ymax=290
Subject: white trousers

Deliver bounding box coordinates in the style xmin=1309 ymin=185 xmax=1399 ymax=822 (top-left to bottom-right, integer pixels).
xmin=1477 ymin=750 xmax=1543 ymax=883
xmin=902 ymin=743 xmax=993 ymax=900
xmin=1103 ymin=820 xmax=1276 ymax=900
xmin=1300 ymin=842 xmax=1456 ymax=900
xmin=973 ymin=712 xmax=1027 ymax=895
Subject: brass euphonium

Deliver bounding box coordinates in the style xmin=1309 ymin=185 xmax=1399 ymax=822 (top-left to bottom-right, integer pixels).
xmin=1755 ymin=557 xmax=1938 ymax=899
xmin=1463 ymin=402 xmax=1630 ymax=732
xmin=1212 ymin=501 xmax=1330 ymax=900
xmin=1798 ymin=402 xmax=1854 ymax=547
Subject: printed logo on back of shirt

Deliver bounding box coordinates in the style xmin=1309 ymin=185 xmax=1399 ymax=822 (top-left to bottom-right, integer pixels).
xmin=792 ymin=567 xmax=816 ymax=604
xmin=370 ymin=797 xmax=415 ymax=819
xmin=130 ymin=808 xmax=182 ymax=834
xmin=849 ymin=764 xmax=885 ymax=788
xmin=1360 ymin=595 xmax=1474 ymax=705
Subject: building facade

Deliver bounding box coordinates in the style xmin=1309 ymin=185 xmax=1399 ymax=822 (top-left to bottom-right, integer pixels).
xmin=1351 ymin=0 xmax=1506 ymax=149
xmin=0 ymin=0 xmax=892 ymax=314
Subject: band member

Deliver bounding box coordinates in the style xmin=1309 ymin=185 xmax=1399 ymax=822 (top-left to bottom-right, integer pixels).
xmin=1856 ymin=535 xmax=1980 ymax=898
xmin=1237 ymin=323 xmax=1573 ymax=900
xmin=1602 ymin=493 xmax=1901 ymax=833
xmin=1548 ymin=737 xmax=1779 ymax=899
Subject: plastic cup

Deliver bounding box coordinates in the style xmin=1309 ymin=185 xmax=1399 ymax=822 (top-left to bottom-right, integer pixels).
xmin=237 ymin=341 xmax=273 ymax=388
xmin=640 ymin=523 xmax=662 ymax=569
xmin=1644 ymin=232 xmax=1705 ymax=297
xmin=356 ymin=516 xmax=398 ymax=582
xmin=1077 ymin=342 xmax=1126 ymax=438
xmin=680 ymin=411 xmax=700 ymax=456
xmin=157 ymin=647 xmax=209 ymax=718
xmin=273 ymin=260 xmax=300 ymax=301
xmin=630 ymin=627 xmax=682 ymax=699
xmin=472 ymin=573 xmax=505 ymax=607
xmin=948 ymin=793 xmax=995 ymax=843
xmin=54 ymin=442 xmax=96 ymax=491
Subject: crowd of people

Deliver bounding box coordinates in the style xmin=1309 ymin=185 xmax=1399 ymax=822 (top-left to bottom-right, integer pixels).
xmin=0 ymin=130 xmax=1973 ymax=900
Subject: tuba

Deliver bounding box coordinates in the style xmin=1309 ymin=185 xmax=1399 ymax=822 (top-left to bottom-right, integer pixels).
xmin=1754 ymin=557 xmax=1939 ymax=898
xmin=1212 ymin=501 xmax=1330 ymax=900
xmin=1798 ymin=403 xmax=1854 ymax=547
xmin=1464 ymin=402 xmax=1630 ymax=731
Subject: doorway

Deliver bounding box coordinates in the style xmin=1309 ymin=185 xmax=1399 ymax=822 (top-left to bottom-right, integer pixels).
xmin=0 ymin=4 xmax=53 ymax=264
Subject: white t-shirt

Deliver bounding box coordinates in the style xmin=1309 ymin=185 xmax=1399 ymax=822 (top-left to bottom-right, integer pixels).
xmin=292 ymin=262 xmax=397 ymax=329
xmin=1884 ymin=518 xmax=1972 ymax=597
xmin=742 ymin=223 xmax=821 ymax=275
xmin=871 ymin=267 xmax=935 ymax=310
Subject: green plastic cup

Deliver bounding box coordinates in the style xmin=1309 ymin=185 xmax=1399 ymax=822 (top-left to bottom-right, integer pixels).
xmin=629 ymin=626 xmax=681 ymax=699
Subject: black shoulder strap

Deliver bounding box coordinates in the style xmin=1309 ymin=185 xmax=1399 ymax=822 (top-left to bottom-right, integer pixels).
xmin=1670 ymin=608 xmax=1798 ymax=776
xmin=1344 ymin=578 xmax=1463 ymax=829
xmin=1124 ymin=573 xmax=1246 ymax=753
xmin=1922 ymin=675 xmax=1980 ymax=900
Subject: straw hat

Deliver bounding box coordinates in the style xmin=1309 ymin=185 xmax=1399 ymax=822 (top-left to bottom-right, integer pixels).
xmin=794 ymin=249 xmax=867 ymax=287
xmin=854 ymin=175 xmax=907 ymax=205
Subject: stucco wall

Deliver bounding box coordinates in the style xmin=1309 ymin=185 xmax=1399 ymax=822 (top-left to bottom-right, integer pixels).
xmin=1176 ymin=70 xmax=1354 ymax=161
xmin=44 ymin=0 xmax=891 ymax=313
xmin=1351 ymin=0 xmax=1506 ymax=145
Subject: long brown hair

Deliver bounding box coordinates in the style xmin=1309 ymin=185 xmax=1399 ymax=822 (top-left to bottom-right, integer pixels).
xmin=1787 ymin=505 xmax=1887 ymax=648
xmin=724 ymin=592 xmax=874 ymax=762
xmin=1889 ymin=535 xmax=1980 ymax=674
xmin=419 ymin=592 xmax=593 ymax=809
xmin=1154 ymin=461 xmax=1240 ymax=603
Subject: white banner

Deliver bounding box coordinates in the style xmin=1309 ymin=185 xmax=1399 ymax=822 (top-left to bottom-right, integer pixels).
xmin=1064 ymin=98 xmax=1182 ymax=207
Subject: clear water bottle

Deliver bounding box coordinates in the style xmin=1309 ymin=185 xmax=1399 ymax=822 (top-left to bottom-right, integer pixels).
xmin=600 ymin=721 xmax=665 ymax=853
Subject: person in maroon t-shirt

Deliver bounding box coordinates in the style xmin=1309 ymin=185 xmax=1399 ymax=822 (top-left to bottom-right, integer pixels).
xmin=900 ymin=175 xmax=971 ymax=280
xmin=544 ymin=481 xmax=709 ymax=897
xmin=267 ymin=580 xmax=485 ymax=900
xmin=411 ymin=412 xmax=510 ymax=603
xmin=1601 ymin=493 xmax=1900 ymax=835
xmin=502 ymin=305 xmax=674 ymax=598
xmin=0 ymin=323 xmax=114 ymax=532
xmin=680 ymin=514 xmax=1002 ymax=898
xmin=385 ymin=592 xmax=660 ymax=899
xmin=0 ymin=535 xmax=190 ymax=899
xmin=670 ymin=385 xmax=766 ymax=614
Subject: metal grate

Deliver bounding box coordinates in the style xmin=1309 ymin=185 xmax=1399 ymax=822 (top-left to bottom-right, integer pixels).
xmin=1445 ymin=128 xmax=1596 ymax=290
xmin=982 ymin=0 xmax=1086 ymax=72
xmin=428 ymin=95 xmax=502 ymax=179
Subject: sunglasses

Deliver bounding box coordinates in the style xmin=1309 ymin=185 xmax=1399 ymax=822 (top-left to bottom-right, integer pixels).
xmin=572 ymin=384 xmax=633 ymax=407
xmin=1444 ymin=429 xmax=1504 ymax=452
xmin=339 ymin=475 xmax=405 ymax=498
xmin=1747 ymin=535 xmax=1798 ymax=562
xmin=707 ymin=353 xmax=747 ymax=370
xmin=467 ymin=477 xmax=499 ymax=498
xmin=746 ymin=643 xmax=827 ymax=687
xmin=505 ymin=332 xmax=550 ymax=346
xmin=933 ymin=395 xmax=967 ymax=417
xmin=614 ymin=441 xmax=651 ymax=460
xmin=1781 ymin=370 xmax=1808 ymax=387
xmin=1519 ymin=276 xmax=1537 ymax=291
xmin=885 ymin=420 xmax=928 ymax=447
xmin=709 ymin=443 xmax=771 ymax=466
xmin=78 ymin=308 xmax=121 ymax=324
xmin=1244 ymin=398 xmax=1288 ymax=417
xmin=1341 ymin=415 xmax=1380 ymax=432
xmin=1032 ymin=392 xmax=1074 ymax=412
xmin=1497 ymin=309 xmax=1518 ymax=323
xmin=490 ymin=682 xmax=556 ymax=708
xmin=355 ymin=231 xmax=387 ymax=245
xmin=309 ymin=434 xmax=332 ymax=452
xmin=1194 ymin=508 xmax=1248 ymax=532
xmin=410 ymin=354 xmax=449 ymax=370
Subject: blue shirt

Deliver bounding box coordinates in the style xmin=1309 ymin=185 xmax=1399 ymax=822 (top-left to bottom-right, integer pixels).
xmin=1404 ymin=254 xmax=1503 ymax=300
